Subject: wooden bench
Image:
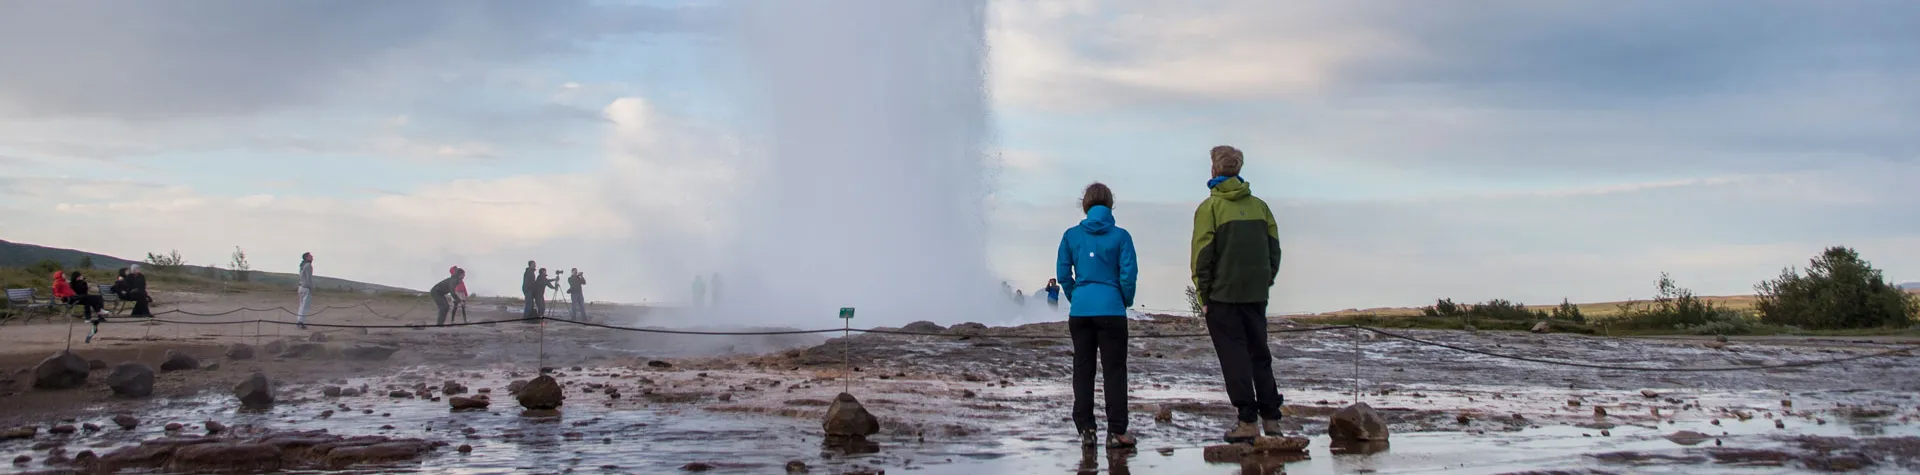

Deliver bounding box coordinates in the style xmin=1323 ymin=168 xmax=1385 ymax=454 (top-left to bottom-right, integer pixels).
xmin=95 ymin=283 xmax=130 ymax=317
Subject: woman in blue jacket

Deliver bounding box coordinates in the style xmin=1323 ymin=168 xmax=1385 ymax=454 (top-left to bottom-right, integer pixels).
xmin=1056 ymin=182 xmax=1139 ymax=449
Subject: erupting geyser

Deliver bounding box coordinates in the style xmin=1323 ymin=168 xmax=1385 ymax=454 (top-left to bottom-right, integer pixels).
xmin=716 ymin=0 xmax=998 ymax=325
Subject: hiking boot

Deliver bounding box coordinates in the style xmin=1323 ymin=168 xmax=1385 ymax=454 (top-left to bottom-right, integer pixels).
xmin=1224 ymin=420 xmax=1260 ymax=443
xmin=1079 ymin=429 xmax=1097 ymax=447
xmin=1262 ymin=417 xmax=1287 ymax=436
xmin=1107 ymin=433 xmax=1137 ymax=449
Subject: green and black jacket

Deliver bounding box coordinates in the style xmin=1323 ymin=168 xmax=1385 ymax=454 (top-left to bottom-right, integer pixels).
xmin=1190 ymin=177 xmax=1280 ymax=305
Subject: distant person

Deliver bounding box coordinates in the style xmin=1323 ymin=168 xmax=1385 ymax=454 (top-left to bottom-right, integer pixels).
xmin=1013 ymin=289 xmax=1025 ymax=305
xmin=451 ymin=266 xmax=469 ymax=323
xmin=1190 ymin=145 xmax=1284 ymax=443
xmin=1044 ymin=278 xmax=1061 ymax=310
xmin=431 ymin=267 xmax=466 ymax=326
xmin=535 ymin=268 xmax=559 ymax=317
xmin=111 ymin=265 xmax=153 ymax=317
xmin=52 ymin=270 xmax=105 ymax=318
xmin=1055 ymin=182 xmax=1139 ymax=449
xmin=521 ymin=261 xmax=538 ymax=321
xmin=67 ymin=271 xmax=105 ymax=318
xmin=1001 ymin=281 xmax=1012 ymax=301
xmin=692 ymin=275 xmax=706 ymax=310
xmin=297 ymin=252 xmax=314 ymax=330
xmin=566 ymin=268 xmax=588 ymax=319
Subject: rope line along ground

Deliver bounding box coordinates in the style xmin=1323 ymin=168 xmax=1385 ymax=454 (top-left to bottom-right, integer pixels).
xmin=78 ymin=307 xmax=1920 ymax=373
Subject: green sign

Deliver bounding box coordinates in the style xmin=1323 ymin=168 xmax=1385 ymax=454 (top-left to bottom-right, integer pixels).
xmin=838 ymin=307 xmax=856 ymax=319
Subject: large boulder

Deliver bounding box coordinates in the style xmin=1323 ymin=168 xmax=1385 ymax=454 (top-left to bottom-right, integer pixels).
xmin=33 ymin=351 xmax=90 ymax=389
xmin=233 ymin=372 xmax=275 ymax=409
xmin=515 ymin=375 xmax=565 ymax=410
xmin=340 ymin=344 xmax=398 ymax=361
xmin=107 ymin=363 xmax=156 ymax=398
xmin=263 ymin=339 xmax=287 ymax=355
xmin=159 ymin=350 xmax=200 ymax=372
xmin=900 ymin=321 xmax=946 ymax=334
xmin=449 ymin=396 xmax=489 ymax=412
xmin=225 ymin=344 xmax=255 ymax=360
xmin=1328 ymin=402 xmax=1389 ymax=443
xmin=1530 ymin=321 xmax=1551 ymax=334
xmin=823 ymin=392 xmax=880 ymax=437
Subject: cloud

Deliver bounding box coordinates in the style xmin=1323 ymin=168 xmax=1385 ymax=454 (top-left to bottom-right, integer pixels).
xmin=0 ymin=0 xmax=705 ymax=120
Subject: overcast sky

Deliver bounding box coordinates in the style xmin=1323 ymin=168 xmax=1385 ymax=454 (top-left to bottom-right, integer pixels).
xmin=2 ymin=0 xmax=1916 ymax=318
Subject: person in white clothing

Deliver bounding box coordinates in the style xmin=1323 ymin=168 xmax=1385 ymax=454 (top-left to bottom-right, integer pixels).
xmin=297 ymin=252 xmax=314 ymax=329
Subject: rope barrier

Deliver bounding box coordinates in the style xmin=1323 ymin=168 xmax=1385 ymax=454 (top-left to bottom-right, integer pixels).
xmin=72 ymin=305 xmax=1919 ymax=373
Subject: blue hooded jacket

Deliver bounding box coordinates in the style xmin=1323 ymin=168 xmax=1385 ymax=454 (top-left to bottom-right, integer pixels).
xmin=1056 ymin=205 xmax=1138 ymax=317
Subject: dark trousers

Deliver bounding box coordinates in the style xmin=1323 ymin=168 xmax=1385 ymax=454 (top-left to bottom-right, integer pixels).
xmin=433 ymin=293 xmax=451 ymax=326
xmin=522 ymin=290 xmax=536 ymax=319
xmin=1205 ymin=301 xmax=1284 ymax=422
xmin=65 ymin=295 xmax=105 ymax=315
xmin=120 ymin=290 xmax=152 ymax=316
xmin=1070 ymin=316 xmax=1129 ymax=434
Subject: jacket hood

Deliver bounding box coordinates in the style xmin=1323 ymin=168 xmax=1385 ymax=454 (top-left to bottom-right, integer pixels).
xmin=1208 ymin=176 xmax=1252 ymax=201
xmin=1079 ymin=205 xmax=1116 ymax=235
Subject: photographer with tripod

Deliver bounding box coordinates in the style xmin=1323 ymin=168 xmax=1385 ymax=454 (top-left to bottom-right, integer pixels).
xmin=566 ymin=268 xmax=588 ymax=320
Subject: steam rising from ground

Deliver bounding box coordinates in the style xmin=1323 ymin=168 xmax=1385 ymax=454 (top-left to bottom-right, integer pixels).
xmin=630 ymin=0 xmax=1001 ymax=327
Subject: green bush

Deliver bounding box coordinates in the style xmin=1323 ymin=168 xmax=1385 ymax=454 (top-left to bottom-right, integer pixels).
xmin=1617 ymin=272 xmax=1752 ymax=334
xmin=1551 ymin=298 xmax=1585 ymax=323
xmin=1755 ymin=246 xmax=1917 ymax=330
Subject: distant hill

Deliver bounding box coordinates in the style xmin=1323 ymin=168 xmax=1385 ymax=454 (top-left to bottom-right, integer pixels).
xmin=0 ymin=239 xmax=414 ymax=293
xmin=1901 ymin=282 xmax=1920 ymax=293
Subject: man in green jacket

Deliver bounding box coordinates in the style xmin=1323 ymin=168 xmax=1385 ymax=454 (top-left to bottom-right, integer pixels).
xmin=1191 ymin=145 xmax=1285 ymax=443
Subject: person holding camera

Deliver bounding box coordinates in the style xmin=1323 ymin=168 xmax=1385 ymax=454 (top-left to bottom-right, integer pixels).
xmin=566 ymin=268 xmax=588 ymax=319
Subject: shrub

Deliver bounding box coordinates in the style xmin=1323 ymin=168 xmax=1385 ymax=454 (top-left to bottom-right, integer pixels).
xmin=1551 ymin=298 xmax=1585 ymax=323
xmin=1185 ymin=285 xmax=1202 ymax=315
xmin=1755 ymin=246 xmax=1917 ymax=329
xmin=1618 ymin=272 xmax=1752 ymax=334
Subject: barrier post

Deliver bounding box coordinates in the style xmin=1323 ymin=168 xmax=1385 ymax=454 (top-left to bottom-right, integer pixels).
xmin=840 ymin=307 xmax=856 ymax=394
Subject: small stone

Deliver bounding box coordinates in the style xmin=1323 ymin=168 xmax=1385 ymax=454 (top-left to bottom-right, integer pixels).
xmin=12 ymin=455 xmax=28 ymax=464
xmin=164 ymin=423 xmax=183 ymax=431
xmin=961 ymin=390 xmax=976 ymax=399
xmin=48 ymin=424 xmax=76 ymax=434
xmin=1711 ymin=419 xmax=1721 ymax=426
xmin=1567 ymin=400 xmax=1581 ymax=407
xmin=457 ymin=444 xmax=472 ymax=454
xmin=1456 ymin=414 xmax=1471 ymax=425
xmin=786 ymin=460 xmax=810 ymax=473
xmin=389 ymin=390 xmax=413 ymax=399
xmin=1775 ymin=419 xmax=1786 ymax=429
xmin=1781 ymin=400 xmax=1792 ymax=408
xmin=159 ymin=350 xmax=201 ymax=372
xmin=82 ymin=423 xmax=100 ymax=432
xmin=87 ymin=360 xmax=107 ymax=370
xmin=1154 ymin=406 xmax=1173 ymax=423
xmin=647 ymin=360 xmax=672 ymax=368
xmin=0 ymin=426 xmax=35 ymax=440
xmin=682 ymin=462 xmax=715 ymax=471
xmin=1601 ymin=430 xmax=1611 ymax=437
xmin=323 ymin=386 xmax=342 ymax=397
xmin=226 ymin=343 xmax=254 ymax=360
xmin=719 ymin=393 xmax=733 ymax=402
xmin=449 ymin=396 xmax=490 ymax=411
xmin=1593 ymin=406 xmax=1608 ymax=417
xmin=320 ymin=410 xmax=335 ymax=419
xmin=112 ymin=415 xmax=138 ymax=429
xmin=1641 ymin=390 xmax=1659 ymax=398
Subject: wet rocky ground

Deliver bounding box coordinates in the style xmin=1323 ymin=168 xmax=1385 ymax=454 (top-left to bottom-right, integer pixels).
xmin=2 ymin=313 xmax=1918 ymax=474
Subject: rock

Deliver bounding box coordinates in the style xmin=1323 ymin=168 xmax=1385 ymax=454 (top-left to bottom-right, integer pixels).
xmin=204 ymin=363 xmax=220 ymax=371
xmin=225 ymin=343 xmax=254 ymax=360
xmin=457 ymin=444 xmax=472 ymax=453
xmin=12 ymin=455 xmax=27 ymax=464
xmin=1594 ymin=407 xmax=1608 ymax=417
xmin=166 ymin=442 xmax=283 ymax=472
xmin=506 ymin=380 xmax=528 ymax=394
xmin=1775 ymin=419 xmax=1786 ymax=429
xmin=341 ymin=387 xmax=362 ymax=397
xmin=32 ymin=351 xmax=90 ymax=390
xmin=449 ymin=397 xmax=489 ymax=412
xmin=1250 ymin=436 xmax=1311 ymax=452
xmin=1641 ymin=389 xmax=1659 ymax=399
xmin=1665 ymin=431 xmax=1711 ymax=445
xmin=1704 ymin=341 xmax=1727 ymax=350
xmin=647 ymin=360 xmax=672 ymax=369
xmin=1328 ymin=402 xmax=1389 ymax=442
xmin=279 ymin=342 xmax=326 ymax=358
xmin=49 ymin=424 xmax=76 ymax=434
xmin=682 ymin=462 xmax=715 ymax=471
xmin=0 ymin=426 xmax=35 ymax=440
xmin=309 ymin=332 xmax=328 ymax=342
xmin=87 ymin=359 xmax=107 ymax=370
xmin=951 ymin=322 xmax=989 ymax=333
xmin=1715 ymin=334 xmax=1729 ymax=343
xmin=442 ymin=381 xmax=467 ymax=395
xmin=719 ymin=393 xmax=733 ymax=402
xmin=786 ymin=460 xmax=810 ymax=473
xmin=1155 ymin=406 xmax=1174 ymax=423
xmin=1529 ymin=321 xmax=1550 ymax=333
xmin=389 ymin=390 xmax=413 ymax=399
xmin=82 ymin=423 xmax=100 ymax=432
xmin=322 ymin=440 xmax=435 ymax=469
xmin=107 ymin=363 xmax=156 ymax=398
xmin=322 ymin=386 xmax=342 ymax=397
xmin=960 ymin=390 xmax=975 ymax=399
xmin=263 ymin=340 xmax=286 ymax=355
xmin=233 ymin=372 xmax=275 ymax=409
xmin=205 ymin=421 xmax=226 ymax=434
xmin=901 ymin=321 xmax=946 ymax=334
xmin=823 ymin=392 xmax=880 ymax=437
xmin=159 ymin=350 xmax=200 ymax=372
xmin=516 ymin=375 xmax=565 ymax=410
xmin=112 ymin=415 xmax=139 ymax=430
xmin=165 ymin=423 xmax=183 ymax=431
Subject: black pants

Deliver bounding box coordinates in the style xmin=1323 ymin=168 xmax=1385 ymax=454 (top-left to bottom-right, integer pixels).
xmin=66 ymin=295 xmax=105 ymax=315
xmin=1205 ymin=301 xmax=1283 ymax=422
xmin=1070 ymin=316 xmax=1129 ymax=434
xmin=120 ymin=290 xmax=152 ymax=316
xmin=433 ymin=293 xmax=451 ymax=326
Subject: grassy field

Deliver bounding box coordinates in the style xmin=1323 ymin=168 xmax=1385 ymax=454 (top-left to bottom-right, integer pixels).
xmin=1315 ymin=295 xmax=1761 ymax=319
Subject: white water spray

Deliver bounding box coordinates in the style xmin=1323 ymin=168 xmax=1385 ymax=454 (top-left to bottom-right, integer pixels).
xmin=707 ymin=0 xmax=998 ymax=326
